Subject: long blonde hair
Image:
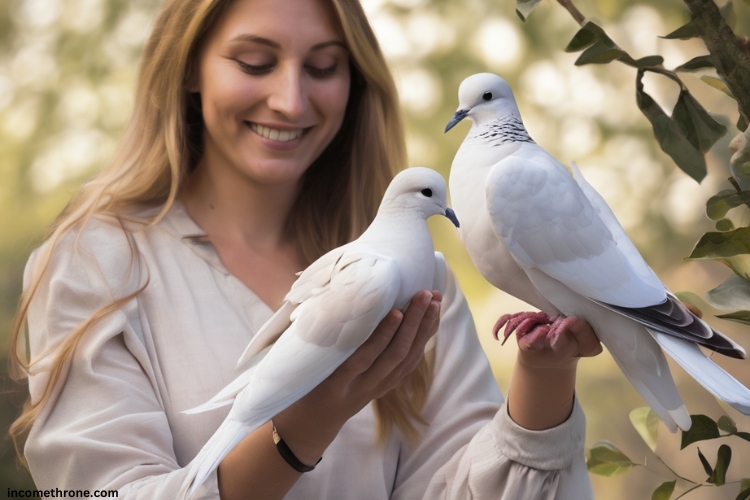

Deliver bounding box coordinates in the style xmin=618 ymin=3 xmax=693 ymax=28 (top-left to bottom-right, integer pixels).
xmin=10 ymin=0 xmax=431 ymax=462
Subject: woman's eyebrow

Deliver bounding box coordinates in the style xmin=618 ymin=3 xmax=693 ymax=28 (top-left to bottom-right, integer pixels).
xmin=229 ymin=34 xmax=346 ymax=51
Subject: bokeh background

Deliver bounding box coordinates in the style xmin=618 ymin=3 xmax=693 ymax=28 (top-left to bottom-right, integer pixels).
xmin=1 ymin=0 xmax=749 ymax=498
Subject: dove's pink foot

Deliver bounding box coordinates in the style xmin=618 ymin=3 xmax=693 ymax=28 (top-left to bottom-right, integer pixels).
xmin=493 ymin=311 xmax=554 ymax=345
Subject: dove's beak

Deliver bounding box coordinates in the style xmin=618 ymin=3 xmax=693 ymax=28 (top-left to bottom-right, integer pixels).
xmin=444 ymin=108 xmax=470 ymax=133
xmin=444 ymin=208 xmax=460 ymax=228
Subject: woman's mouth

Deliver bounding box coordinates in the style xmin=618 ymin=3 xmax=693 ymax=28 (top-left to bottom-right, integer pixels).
xmin=249 ymin=123 xmax=305 ymax=142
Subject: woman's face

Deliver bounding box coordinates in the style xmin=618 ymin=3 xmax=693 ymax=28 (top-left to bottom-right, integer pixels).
xmin=191 ymin=0 xmax=351 ymax=187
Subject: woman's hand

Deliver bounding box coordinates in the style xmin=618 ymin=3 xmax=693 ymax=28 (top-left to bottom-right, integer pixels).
xmin=507 ymin=315 xmax=601 ymax=430
xmin=271 ymin=289 xmax=442 ymax=465
xmin=516 ymin=315 xmax=602 ymax=369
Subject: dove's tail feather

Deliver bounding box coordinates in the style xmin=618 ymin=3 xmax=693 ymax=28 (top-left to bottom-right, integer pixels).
xmin=186 ymin=418 xmax=254 ymax=497
xmin=183 ymin=349 xmax=270 ymax=415
xmin=598 ymin=295 xmax=746 ymax=359
xmin=649 ymin=329 xmax=750 ymax=415
xmin=182 ymin=398 xmax=234 ymax=415
xmin=236 ymin=301 xmax=295 ymax=369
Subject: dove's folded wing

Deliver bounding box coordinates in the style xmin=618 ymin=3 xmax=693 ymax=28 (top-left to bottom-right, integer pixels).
xmin=569 ymin=161 xmax=661 ymax=286
xmin=235 ymin=245 xmax=350 ymax=368
xmin=485 ymin=153 xmax=665 ymax=308
xmin=569 ymin=162 xmax=744 ymax=357
xmin=236 ymin=301 xmax=295 ymax=368
xmin=232 ymin=252 xmax=402 ymax=421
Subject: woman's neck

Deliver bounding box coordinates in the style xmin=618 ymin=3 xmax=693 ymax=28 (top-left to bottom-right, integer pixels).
xmin=180 ymin=158 xmax=300 ymax=251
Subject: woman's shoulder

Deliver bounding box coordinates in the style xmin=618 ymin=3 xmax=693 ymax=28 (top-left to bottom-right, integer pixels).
xmin=25 ymin=205 xmax=161 ymax=294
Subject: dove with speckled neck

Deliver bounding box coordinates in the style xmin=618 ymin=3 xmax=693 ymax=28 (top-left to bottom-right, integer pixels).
xmin=445 ymin=72 xmax=750 ymax=433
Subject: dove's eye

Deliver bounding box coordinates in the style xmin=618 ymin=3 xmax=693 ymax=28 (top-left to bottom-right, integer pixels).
xmin=483 ymin=92 xmax=492 ymax=101
xmin=421 ymin=189 xmax=433 ymax=197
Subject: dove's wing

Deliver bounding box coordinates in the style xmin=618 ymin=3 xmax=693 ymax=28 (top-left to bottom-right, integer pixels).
xmin=568 ymin=161 xmax=745 ymax=358
xmin=236 ymin=301 xmax=295 ymax=368
xmin=235 ymin=245 xmax=350 ymax=368
xmin=187 ymin=252 xmax=401 ymax=493
xmin=569 ymin=161 xmax=660 ymax=285
xmin=485 ymin=151 xmax=665 ymax=308
xmin=240 ymin=250 xmax=402 ymax=419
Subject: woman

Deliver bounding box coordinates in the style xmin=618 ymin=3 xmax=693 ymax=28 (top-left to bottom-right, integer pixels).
xmin=10 ymin=0 xmax=601 ymax=498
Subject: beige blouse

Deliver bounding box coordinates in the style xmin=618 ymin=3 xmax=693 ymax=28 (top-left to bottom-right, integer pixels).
xmin=24 ymin=201 xmax=593 ymax=499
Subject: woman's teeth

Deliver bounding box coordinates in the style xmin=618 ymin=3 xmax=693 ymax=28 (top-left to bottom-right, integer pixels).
xmin=250 ymin=123 xmax=303 ymax=142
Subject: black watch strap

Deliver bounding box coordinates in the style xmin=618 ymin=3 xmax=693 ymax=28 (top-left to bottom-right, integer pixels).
xmin=272 ymin=421 xmax=322 ymax=473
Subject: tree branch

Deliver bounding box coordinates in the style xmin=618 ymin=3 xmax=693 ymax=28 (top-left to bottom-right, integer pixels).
xmin=557 ymin=0 xmax=585 ymax=26
xmin=681 ymin=0 xmax=750 ymax=123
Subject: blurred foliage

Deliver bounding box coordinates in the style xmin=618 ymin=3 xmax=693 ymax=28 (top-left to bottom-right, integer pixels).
xmin=587 ymin=408 xmax=750 ymax=499
xmin=1 ymin=0 xmax=750 ymax=498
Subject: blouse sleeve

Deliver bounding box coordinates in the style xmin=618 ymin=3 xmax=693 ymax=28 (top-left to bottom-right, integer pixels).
xmin=391 ymin=265 xmax=593 ymax=500
xmin=24 ymin=218 xmax=219 ymax=500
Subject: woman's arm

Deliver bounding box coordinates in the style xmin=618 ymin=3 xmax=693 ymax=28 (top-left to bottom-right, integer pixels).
xmin=507 ymin=318 xmax=602 ymax=430
xmin=216 ymin=289 xmax=443 ymax=500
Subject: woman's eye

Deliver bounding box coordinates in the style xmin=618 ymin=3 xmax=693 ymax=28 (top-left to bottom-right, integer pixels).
xmin=306 ymin=64 xmax=337 ymax=79
xmin=237 ymin=60 xmax=274 ymax=75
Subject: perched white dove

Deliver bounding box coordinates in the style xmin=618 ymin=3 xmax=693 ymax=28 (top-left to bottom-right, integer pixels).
xmin=182 ymin=167 xmax=459 ymax=495
xmin=445 ymin=72 xmax=750 ymax=433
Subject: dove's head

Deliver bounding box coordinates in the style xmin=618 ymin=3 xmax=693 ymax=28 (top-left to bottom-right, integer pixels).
xmin=380 ymin=167 xmax=459 ymax=227
xmin=444 ymin=73 xmax=521 ymax=133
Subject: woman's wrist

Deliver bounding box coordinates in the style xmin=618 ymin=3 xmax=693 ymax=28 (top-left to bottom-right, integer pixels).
xmin=270 ymin=408 xmax=341 ymax=466
xmin=508 ymin=355 xmax=578 ymax=430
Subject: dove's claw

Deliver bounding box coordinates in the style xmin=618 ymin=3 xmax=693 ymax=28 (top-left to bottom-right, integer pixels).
xmin=493 ymin=311 xmax=553 ymax=345
xmin=493 ymin=314 xmax=512 ymax=341
xmin=548 ymin=315 xmax=577 ymax=347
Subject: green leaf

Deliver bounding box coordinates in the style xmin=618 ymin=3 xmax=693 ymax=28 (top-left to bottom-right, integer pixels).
xmin=702 ymin=75 xmax=736 ymax=99
xmin=706 ymin=189 xmax=750 ymax=220
xmin=620 ymin=55 xmax=665 ymax=68
xmin=687 ymin=229 xmax=750 ymax=278
xmin=718 ymin=415 xmax=738 ymax=434
xmin=636 ymin=71 xmax=707 ymax=182
xmin=575 ymin=41 xmax=627 ymax=65
xmin=681 ymin=415 xmax=720 ymax=449
xmin=706 ymin=274 xmax=750 ymax=311
xmin=662 ymin=18 xmax=702 ymax=40
xmin=630 ymin=407 xmax=659 ymax=452
xmin=565 ymin=28 xmax=598 ymax=52
xmin=674 ymin=55 xmax=715 ymax=72
xmin=717 ymin=310 xmax=750 ymax=325
xmin=586 ymin=441 xmax=635 ymax=476
xmin=707 ymin=444 xmax=732 ymax=486
xmin=717 ymin=219 xmax=735 ymax=231
xmin=672 ymin=90 xmax=728 ymax=153
xmin=735 ymin=431 xmax=750 ymax=443
xmin=651 ymin=480 xmax=676 ymax=500
xmin=697 ymin=447 xmax=713 ymax=476
xmin=516 ymin=0 xmax=543 ymax=21
xmin=738 ymin=478 xmax=750 ymax=500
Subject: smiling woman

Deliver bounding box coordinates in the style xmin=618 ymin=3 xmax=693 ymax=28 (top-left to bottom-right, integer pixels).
xmin=9 ymin=0 xmax=595 ymax=499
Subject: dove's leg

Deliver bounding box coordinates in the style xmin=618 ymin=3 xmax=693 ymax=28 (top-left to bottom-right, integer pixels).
xmin=493 ymin=311 xmax=553 ymax=344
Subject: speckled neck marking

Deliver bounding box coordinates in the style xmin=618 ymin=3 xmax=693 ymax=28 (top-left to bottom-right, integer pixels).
xmin=471 ymin=115 xmax=534 ymax=146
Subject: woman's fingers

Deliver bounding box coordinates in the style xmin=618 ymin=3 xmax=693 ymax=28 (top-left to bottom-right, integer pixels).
xmin=330 ymin=309 xmax=403 ymax=382
xmin=358 ymin=291 xmax=433 ymax=389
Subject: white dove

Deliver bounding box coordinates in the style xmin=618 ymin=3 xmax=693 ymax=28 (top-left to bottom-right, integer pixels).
xmin=444 ymin=72 xmax=750 ymax=433
xmin=182 ymin=166 xmax=459 ymax=495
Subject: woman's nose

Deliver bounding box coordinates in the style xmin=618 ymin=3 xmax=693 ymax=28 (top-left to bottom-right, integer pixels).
xmin=267 ymin=65 xmax=307 ymax=121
